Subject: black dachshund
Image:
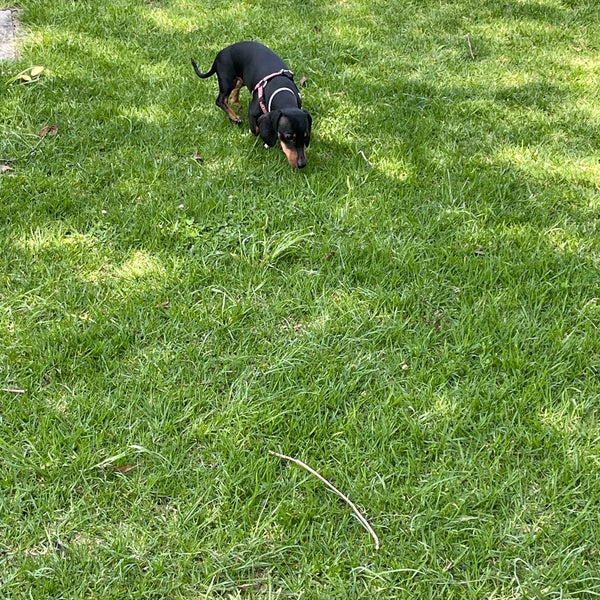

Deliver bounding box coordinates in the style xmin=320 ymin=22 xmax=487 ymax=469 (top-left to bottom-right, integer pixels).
xmin=191 ymin=41 xmax=312 ymax=168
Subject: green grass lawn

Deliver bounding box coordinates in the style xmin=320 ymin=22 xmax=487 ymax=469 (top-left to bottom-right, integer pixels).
xmin=2 ymin=0 xmax=600 ymax=597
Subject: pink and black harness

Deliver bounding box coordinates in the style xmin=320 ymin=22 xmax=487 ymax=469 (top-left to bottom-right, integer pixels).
xmin=253 ymin=69 xmax=300 ymax=114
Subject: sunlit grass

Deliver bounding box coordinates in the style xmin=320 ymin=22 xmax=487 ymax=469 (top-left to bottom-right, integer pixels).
xmin=1 ymin=0 xmax=600 ymax=598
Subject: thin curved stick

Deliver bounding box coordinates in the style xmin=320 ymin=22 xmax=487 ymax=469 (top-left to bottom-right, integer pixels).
xmin=269 ymin=450 xmax=380 ymax=550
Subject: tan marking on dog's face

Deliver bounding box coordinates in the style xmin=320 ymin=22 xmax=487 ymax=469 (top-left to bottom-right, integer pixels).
xmin=279 ymin=141 xmax=299 ymax=167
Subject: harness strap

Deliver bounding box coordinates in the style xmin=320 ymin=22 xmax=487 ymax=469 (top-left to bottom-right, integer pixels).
xmin=253 ymin=69 xmax=295 ymax=114
xmin=268 ymin=87 xmax=297 ymax=112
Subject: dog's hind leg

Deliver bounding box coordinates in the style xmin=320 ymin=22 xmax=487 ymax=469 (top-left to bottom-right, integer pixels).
xmin=215 ymin=76 xmax=243 ymax=124
xmin=230 ymin=77 xmax=243 ymax=107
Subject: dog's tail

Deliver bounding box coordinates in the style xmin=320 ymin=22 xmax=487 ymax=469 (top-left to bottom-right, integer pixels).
xmin=191 ymin=57 xmax=216 ymax=79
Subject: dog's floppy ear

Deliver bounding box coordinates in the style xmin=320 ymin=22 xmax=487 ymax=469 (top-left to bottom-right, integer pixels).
xmin=258 ymin=111 xmax=280 ymax=148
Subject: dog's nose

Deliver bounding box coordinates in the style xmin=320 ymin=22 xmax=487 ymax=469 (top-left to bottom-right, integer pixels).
xmin=297 ymin=154 xmax=306 ymax=168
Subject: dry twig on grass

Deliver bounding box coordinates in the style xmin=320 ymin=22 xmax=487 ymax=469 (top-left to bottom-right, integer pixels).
xmin=358 ymin=150 xmax=374 ymax=167
xmin=269 ymin=450 xmax=380 ymax=550
xmin=465 ymin=34 xmax=475 ymax=60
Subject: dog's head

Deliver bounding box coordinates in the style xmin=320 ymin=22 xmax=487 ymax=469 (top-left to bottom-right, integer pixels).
xmin=258 ymin=108 xmax=312 ymax=168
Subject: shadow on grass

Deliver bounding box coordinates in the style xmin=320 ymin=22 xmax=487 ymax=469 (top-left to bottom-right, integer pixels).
xmin=3 ymin=0 xmax=600 ymax=596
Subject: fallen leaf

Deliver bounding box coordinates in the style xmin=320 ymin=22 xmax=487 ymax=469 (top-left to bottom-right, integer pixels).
xmin=0 ymin=165 xmax=13 ymax=173
xmin=474 ymin=247 xmax=485 ymax=256
xmin=299 ymin=76 xmax=308 ymax=87
xmin=110 ymin=464 xmax=138 ymax=474
xmin=8 ymin=66 xmax=46 ymax=85
xmin=156 ymin=301 xmax=171 ymax=309
xmin=192 ymin=153 xmax=203 ymax=163
xmin=39 ymin=125 xmax=58 ymax=137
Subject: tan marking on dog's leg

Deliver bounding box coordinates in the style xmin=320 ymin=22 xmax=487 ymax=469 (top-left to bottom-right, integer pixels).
xmin=223 ymin=96 xmax=242 ymax=123
xmin=230 ymin=78 xmax=243 ymax=106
